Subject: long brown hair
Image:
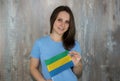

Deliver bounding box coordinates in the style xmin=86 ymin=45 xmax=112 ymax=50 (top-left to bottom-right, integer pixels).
xmin=50 ymin=6 xmax=76 ymax=50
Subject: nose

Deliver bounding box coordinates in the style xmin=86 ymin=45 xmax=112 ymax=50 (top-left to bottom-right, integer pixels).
xmin=61 ymin=22 xmax=65 ymax=27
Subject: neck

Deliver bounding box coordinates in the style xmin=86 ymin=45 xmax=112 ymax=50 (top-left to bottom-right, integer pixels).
xmin=50 ymin=33 xmax=62 ymax=42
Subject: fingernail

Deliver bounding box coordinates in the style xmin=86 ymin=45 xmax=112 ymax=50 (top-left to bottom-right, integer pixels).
xmin=70 ymin=54 xmax=74 ymax=57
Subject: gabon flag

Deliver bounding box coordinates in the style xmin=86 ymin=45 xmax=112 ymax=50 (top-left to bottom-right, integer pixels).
xmin=45 ymin=50 xmax=74 ymax=77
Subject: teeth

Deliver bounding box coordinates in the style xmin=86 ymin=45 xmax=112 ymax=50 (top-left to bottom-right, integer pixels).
xmin=58 ymin=27 xmax=64 ymax=30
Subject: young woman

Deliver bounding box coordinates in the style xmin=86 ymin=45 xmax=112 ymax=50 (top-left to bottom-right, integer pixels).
xmin=30 ymin=6 xmax=82 ymax=81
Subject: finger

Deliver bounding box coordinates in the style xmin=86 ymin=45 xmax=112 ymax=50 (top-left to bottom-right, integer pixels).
xmin=69 ymin=51 xmax=81 ymax=56
xmin=69 ymin=51 xmax=78 ymax=54
xmin=69 ymin=54 xmax=81 ymax=61
xmin=76 ymin=57 xmax=80 ymax=61
xmin=71 ymin=53 xmax=81 ymax=58
xmin=68 ymin=53 xmax=73 ymax=57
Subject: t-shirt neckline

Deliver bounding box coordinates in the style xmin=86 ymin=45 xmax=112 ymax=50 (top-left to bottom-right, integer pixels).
xmin=48 ymin=35 xmax=62 ymax=44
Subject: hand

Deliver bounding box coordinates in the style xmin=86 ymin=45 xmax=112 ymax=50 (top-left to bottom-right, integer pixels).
xmin=38 ymin=79 xmax=52 ymax=81
xmin=69 ymin=51 xmax=81 ymax=66
xmin=46 ymin=79 xmax=52 ymax=81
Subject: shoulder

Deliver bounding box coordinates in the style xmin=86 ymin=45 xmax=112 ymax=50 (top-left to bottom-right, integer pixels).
xmin=32 ymin=35 xmax=50 ymax=47
xmin=75 ymin=40 xmax=80 ymax=46
xmin=35 ymin=35 xmax=49 ymax=43
xmin=71 ymin=40 xmax=81 ymax=53
xmin=74 ymin=40 xmax=81 ymax=50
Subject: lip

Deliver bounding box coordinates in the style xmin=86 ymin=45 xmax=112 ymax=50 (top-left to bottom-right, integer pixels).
xmin=58 ymin=27 xmax=65 ymax=31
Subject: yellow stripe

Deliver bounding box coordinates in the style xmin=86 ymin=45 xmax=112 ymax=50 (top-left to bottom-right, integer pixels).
xmin=47 ymin=55 xmax=72 ymax=72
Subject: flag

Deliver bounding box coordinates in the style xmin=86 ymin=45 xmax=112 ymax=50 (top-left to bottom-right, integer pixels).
xmin=45 ymin=50 xmax=74 ymax=77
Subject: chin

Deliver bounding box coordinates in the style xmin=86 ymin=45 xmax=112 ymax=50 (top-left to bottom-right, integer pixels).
xmin=57 ymin=32 xmax=64 ymax=36
xmin=59 ymin=30 xmax=67 ymax=34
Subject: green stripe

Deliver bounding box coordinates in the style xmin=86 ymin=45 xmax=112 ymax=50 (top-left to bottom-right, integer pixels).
xmin=45 ymin=50 xmax=69 ymax=65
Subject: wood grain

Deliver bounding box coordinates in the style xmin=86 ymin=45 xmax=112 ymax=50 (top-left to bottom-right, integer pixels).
xmin=0 ymin=0 xmax=120 ymax=81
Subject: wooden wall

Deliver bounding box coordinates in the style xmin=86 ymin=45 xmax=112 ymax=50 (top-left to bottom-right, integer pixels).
xmin=0 ymin=0 xmax=120 ymax=81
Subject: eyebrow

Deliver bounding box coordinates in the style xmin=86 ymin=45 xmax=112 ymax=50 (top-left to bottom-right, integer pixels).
xmin=57 ymin=17 xmax=70 ymax=21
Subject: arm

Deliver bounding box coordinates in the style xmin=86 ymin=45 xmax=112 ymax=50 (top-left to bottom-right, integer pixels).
xmin=30 ymin=58 xmax=46 ymax=81
xmin=72 ymin=60 xmax=82 ymax=78
xmin=69 ymin=51 xmax=82 ymax=78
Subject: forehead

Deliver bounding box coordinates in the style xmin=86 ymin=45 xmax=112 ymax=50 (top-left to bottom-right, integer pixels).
xmin=57 ymin=11 xmax=70 ymax=20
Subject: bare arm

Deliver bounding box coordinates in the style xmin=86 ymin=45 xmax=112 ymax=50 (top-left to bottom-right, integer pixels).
xmin=30 ymin=58 xmax=46 ymax=81
xmin=69 ymin=51 xmax=82 ymax=78
xmin=72 ymin=60 xmax=82 ymax=78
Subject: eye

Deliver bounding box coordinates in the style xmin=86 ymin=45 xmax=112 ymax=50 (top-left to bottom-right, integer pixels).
xmin=57 ymin=18 xmax=62 ymax=22
xmin=65 ymin=20 xmax=70 ymax=24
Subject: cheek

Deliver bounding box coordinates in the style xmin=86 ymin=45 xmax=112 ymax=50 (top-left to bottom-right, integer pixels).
xmin=53 ymin=22 xmax=57 ymax=28
xmin=54 ymin=21 xmax=60 ymax=27
xmin=66 ymin=24 xmax=69 ymax=29
xmin=64 ymin=26 xmax=69 ymax=32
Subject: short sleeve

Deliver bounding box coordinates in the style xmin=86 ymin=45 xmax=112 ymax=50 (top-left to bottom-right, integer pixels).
xmin=71 ymin=41 xmax=82 ymax=55
xmin=30 ymin=40 xmax=40 ymax=59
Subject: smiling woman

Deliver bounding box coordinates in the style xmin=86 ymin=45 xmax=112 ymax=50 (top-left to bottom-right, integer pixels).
xmin=50 ymin=6 xmax=76 ymax=50
xmin=30 ymin=6 xmax=82 ymax=81
xmin=51 ymin=11 xmax=70 ymax=36
xmin=1 ymin=0 xmax=120 ymax=81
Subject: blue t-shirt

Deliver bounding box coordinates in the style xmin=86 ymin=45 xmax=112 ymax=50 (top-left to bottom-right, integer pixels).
xmin=30 ymin=35 xmax=81 ymax=81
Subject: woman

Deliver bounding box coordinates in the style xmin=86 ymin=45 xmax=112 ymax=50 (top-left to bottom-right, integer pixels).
xmin=30 ymin=6 xmax=82 ymax=81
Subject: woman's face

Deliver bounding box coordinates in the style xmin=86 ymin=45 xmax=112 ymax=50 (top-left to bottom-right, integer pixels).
xmin=52 ymin=11 xmax=70 ymax=36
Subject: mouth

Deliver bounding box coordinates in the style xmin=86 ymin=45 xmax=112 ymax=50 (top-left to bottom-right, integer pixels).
xmin=58 ymin=27 xmax=65 ymax=31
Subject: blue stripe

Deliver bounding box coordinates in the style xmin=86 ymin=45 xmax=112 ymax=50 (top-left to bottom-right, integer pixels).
xmin=49 ymin=61 xmax=74 ymax=77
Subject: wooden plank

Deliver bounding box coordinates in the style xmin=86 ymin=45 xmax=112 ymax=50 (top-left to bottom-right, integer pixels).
xmin=0 ymin=0 xmax=120 ymax=81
